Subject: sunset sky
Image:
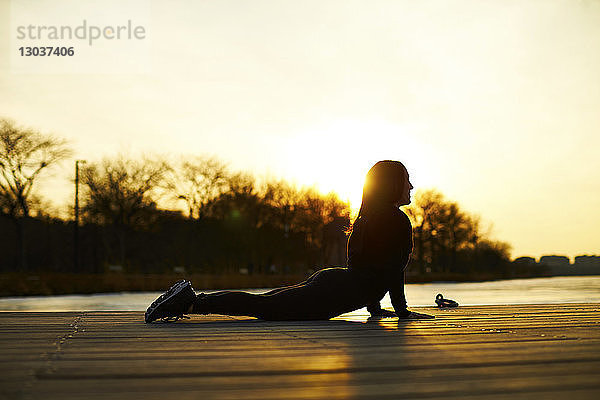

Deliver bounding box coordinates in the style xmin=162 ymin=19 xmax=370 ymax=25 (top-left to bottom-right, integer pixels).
xmin=1 ymin=0 xmax=599 ymax=260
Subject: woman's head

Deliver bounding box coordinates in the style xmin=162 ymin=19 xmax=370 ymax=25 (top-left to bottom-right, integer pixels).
xmin=359 ymin=160 xmax=413 ymax=215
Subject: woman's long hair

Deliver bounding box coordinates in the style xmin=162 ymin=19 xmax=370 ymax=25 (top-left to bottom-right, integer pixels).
xmin=357 ymin=160 xmax=408 ymax=217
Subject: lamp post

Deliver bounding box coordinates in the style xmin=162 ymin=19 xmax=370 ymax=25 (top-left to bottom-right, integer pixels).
xmin=74 ymin=160 xmax=86 ymax=271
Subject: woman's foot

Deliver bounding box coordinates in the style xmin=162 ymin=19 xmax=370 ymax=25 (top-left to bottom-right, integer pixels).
xmin=145 ymin=280 xmax=197 ymax=323
xmin=190 ymin=292 xmax=208 ymax=314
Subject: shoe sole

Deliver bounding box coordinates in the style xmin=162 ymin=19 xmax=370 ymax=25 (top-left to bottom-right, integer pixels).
xmin=145 ymin=280 xmax=192 ymax=323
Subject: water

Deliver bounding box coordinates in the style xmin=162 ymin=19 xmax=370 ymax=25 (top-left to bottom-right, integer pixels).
xmin=0 ymin=276 xmax=598 ymax=312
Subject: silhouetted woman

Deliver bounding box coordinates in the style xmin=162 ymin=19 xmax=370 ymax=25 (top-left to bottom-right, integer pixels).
xmin=145 ymin=160 xmax=432 ymax=322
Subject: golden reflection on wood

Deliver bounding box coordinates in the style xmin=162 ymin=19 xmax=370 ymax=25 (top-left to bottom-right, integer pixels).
xmin=0 ymin=304 xmax=599 ymax=399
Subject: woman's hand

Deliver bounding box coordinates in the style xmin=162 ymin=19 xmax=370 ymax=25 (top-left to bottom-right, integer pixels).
xmin=399 ymin=310 xmax=435 ymax=319
xmin=370 ymin=307 xmax=435 ymax=320
xmin=369 ymin=308 xmax=397 ymax=318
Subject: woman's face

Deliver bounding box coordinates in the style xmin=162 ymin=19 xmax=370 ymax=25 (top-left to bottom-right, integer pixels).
xmin=397 ymin=170 xmax=413 ymax=206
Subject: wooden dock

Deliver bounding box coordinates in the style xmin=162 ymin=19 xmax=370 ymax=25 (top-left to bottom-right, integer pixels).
xmin=1 ymin=304 xmax=599 ymax=399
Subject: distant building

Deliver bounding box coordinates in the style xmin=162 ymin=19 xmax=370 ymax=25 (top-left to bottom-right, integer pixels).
xmin=574 ymin=255 xmax=600 ymax=267
xmin=571 ymin=255 xmax=600 ymax=275
xmin=539 ymin=255 xmax=571 ymax=267
xmin=533 ymin=254 xmax=600 ymax=276
xmin=511 ymin=254 xmax=600 ymax=276
xmin=513 ymin=256 xmax=537 ymax=265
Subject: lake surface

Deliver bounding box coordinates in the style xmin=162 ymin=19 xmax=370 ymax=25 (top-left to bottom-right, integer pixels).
xmin=0 ymin=276 xmax=598 ymax=312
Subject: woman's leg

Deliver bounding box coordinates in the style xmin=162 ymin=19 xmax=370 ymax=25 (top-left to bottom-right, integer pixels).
xmin=192 ymin=281 xmax=325 ymax=320
xmin=193 ymin=268 xmax=366 ymax=320
xmin=192 ymin=270 xmax=319 ymax=315
xmin=261 ymin=269 xmax=321 ymax=296
xmin=192 ymin=290 xmax=273 ymax=318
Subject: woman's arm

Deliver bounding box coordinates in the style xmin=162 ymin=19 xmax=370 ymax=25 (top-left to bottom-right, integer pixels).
xmin=389 ymin=271 xmax=410 ymax=317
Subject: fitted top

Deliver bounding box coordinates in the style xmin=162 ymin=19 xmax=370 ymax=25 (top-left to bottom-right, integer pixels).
xmin=347 ymin=206 xmax=413 ymax=311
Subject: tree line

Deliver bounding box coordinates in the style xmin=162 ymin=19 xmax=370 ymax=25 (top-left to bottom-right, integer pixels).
xmin=0 ymin=118 xmax=515 ymax=279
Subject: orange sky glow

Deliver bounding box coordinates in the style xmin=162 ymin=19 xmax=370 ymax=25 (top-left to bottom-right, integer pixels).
xmin=1 ymin=0 xmax=599 ymax=260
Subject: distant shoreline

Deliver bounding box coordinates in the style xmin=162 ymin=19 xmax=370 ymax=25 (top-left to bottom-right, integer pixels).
xmin=2 ymin=271 xmax=598 ymax=297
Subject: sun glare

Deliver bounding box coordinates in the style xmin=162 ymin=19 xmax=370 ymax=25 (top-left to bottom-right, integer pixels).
xmin=279 ymin=119 xmax=436 ymax=214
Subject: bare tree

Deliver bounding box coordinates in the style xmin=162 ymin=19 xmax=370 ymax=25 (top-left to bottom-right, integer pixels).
xmin=405 ymin=190 xmax=444 ymax=273
xmin=81 ymin=156 xmax=168 ymax=267
xmin=262 ymin=179 xmax=301 ymax=230
xmin=0 ymin=119 xmax=71 ymax=269
xmin=165 ymin=156 xmax=229 ymax=220
xmin=406 ymin=189 xmax=482 ymax=273
xmin=207 ymin=172 xmax=261 ymax=225
xmin=298 ymin=189 xmax=350 ymax=265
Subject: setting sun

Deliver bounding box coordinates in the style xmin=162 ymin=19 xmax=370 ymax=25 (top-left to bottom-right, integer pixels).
xmin=2 ymin=2 xmax=600 ymax=397
xmin=277 ymin=118 xmax=437 ymax=213
xmin=1 ymin=0 xmax=599 ymax=259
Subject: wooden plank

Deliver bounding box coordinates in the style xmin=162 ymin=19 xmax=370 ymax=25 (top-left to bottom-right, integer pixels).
xmin=29 ymin=361 xmax=600 ymax=392
xmin=23 ymin=373 xmax=600 ymax=400
xmin=1 ymin=305 xmax=599 ymax=399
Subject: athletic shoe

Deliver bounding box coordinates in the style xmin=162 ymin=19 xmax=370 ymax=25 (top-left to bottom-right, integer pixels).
xmin=145 ymin=280 xmax=197 ymax=323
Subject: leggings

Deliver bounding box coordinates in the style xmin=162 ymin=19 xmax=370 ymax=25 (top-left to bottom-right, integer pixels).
xmin=192 ymin=267 xmax=385 ymax=320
